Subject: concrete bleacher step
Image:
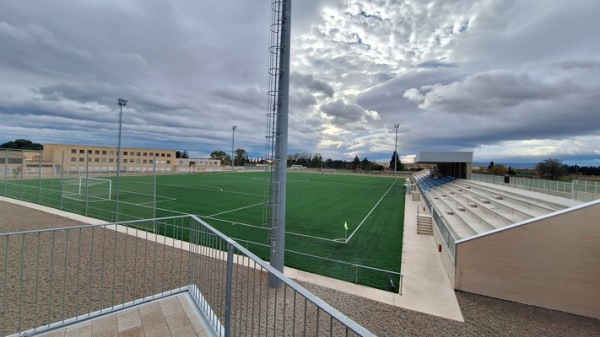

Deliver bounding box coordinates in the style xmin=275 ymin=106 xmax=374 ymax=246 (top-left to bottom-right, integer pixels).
xmin=417 ymin=214 xmax=433 ymax=235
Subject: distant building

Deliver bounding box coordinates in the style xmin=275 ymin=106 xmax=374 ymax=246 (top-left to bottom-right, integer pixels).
xmin=174 ymin=158 xmax=221 ymax=173
xmin=42 ymin=144 xmax=176 ymax=174
xmin=0 ymin=144 xmax=222 ymax=175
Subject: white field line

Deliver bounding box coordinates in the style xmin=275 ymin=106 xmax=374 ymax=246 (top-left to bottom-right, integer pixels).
xmin=285 ymin=230 xmax=341 ymax=243
xmin=345 ymin=179 xmax=399 ymax=243
xmin=208 ymin=202 xmax=265 ymax=217
xmin=203 ymin=216 xmax=268 ymax=230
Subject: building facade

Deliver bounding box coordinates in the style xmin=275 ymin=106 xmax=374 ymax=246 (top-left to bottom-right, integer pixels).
xmin=39 ymin=144 xmax=220 ymax=174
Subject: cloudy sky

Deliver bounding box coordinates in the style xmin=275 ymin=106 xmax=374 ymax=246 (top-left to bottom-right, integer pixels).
xmin=1 ymin=0 xmax=599 ymax=166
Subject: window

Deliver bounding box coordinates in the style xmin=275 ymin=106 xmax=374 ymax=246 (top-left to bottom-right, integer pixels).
xmin=123 ymin=158 xmax=127 ymax=163
xmin=71 ymin=157 xmax=77 ymax=162
xmin=161 ymin=153 xmax=165 ymax=157
xmin=95 ymin=150 xmax=100 ymax=155
xmin=167 ymin=160 xmax=171 ymax=164
xmin=102 ymin=150 xmax=107 ymax=155
xmin=87 ymin=150 xmax=92 ymax=154
xmin=143 ymin=160 xmax=147 ymax=164
xmin=79 ymin=158 xmax=84 ymax=162
xmin=167 ymin=154 xmax=171 ymax=157
xmin=149 ymin=160 xmax=153 ymax=164
xmin=136 ymin=159 xmax=141 ymax=164
xmin=102 ymin=158 xmax=107 ymax=163
xmin=94 ymin=158 xmax=100 ymax=162
xmin=143 ymin=152 xmax=147 ymax=157
xmin=71 ymin=149 xmax=77 ymax=154
xmin=109 ymin=158 xmax=114 ymax=163
xmin=129 ymin=159 xmax=134 ymax=163
xmin=123 ymin=151 xmax=128 ymax=155
xmin=109 ymin=151 xmax=114 ymax=155
xmin=136 ymin=152 xmax=141 ymax=156
xmin=79 ymin=150 xmax=84 ymax=154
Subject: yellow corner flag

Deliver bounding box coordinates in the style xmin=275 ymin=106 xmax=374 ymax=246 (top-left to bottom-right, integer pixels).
xmin=344 ymin=222 xmax=348 ymax=231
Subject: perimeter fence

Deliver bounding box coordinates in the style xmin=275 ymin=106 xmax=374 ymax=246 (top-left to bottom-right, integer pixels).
xmin=0 ymin=215 xmax=375 ymax=337
xmin=1 ymin=148 xmax=404 ymax=295
xmin=471 ymin=173 xmax=600 ymax=202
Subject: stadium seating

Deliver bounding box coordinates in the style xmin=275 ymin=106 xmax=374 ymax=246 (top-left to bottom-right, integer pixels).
xmin=414 ymin=172 xmax=582 ymax=240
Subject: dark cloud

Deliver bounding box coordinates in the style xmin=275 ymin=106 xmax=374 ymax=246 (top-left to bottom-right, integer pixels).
xmin=1 ymin=0 xmax=599 ymax=164
xmin=292 ymin=73 xmax=335 ymax=97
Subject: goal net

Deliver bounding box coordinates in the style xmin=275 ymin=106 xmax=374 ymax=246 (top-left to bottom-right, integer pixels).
xmin=61 ymin=177 xmax=112 ymax=201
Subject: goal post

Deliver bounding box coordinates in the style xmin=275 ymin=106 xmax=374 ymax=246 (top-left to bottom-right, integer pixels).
xmin=79 ymin=176 xmax=112 ymax=200
xmin=61 ymin=176 xmax=113 ymax=201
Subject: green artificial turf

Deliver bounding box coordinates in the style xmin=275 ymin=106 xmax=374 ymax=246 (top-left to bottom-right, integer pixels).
xmin=1 ymin=171 xmax=405 ymax=291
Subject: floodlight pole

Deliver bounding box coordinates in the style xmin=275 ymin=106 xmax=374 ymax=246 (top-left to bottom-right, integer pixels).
xmin=394 ymin=123 xmax=399 ymax=177
xmin=231 ymin=125 xmax=237 ymax=171
xmin=269 ymin=0 xmax=292 ymax=288
xmin=116 ymin=98 xmax=127 ymax=222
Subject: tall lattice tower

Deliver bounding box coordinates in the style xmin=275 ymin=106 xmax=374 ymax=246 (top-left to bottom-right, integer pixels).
xmin=264 ymin=0 xmax=291 ymax=287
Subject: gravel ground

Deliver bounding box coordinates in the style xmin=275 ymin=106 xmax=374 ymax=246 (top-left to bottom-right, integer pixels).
xmin=1 ymin=200 xmax=599 ymax=337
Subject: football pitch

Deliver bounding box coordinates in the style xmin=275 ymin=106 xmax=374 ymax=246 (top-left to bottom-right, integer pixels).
xmin=1 ymin=171 xmax=405 ymax=291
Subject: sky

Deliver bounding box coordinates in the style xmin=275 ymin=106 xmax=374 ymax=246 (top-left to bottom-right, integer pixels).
xmin=1 ymin=0 xmax=599 ymax=166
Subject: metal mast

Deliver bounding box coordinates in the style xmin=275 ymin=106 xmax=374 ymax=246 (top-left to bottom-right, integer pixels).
xmin=116 ymin=98 xmax=127 ymax=222
xmin=266 ymin=0 xmax=291 ymax=287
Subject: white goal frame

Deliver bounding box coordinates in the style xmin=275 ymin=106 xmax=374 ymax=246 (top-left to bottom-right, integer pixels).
xmin=78 ymin=176 xmax=112 ymax=200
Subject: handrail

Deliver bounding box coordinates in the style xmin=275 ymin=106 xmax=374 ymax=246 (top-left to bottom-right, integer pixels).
xmin=1 ymin=215 xmax=375 ymax=336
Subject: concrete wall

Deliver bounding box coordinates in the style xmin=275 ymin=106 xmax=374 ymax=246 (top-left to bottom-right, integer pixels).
xmin=455 ymin=200 xmax=600 ymax=318
xmin=432 ymin=224 xmax=456 ymax=286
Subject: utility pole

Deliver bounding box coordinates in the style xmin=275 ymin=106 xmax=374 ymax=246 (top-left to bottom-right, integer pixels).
xmin=116 ymin=98 xmax=127 ymax=222
xmin=394 ymin=123 xmax=399 ymax=177
xmin=231 ymin=125 xmax=237 ymax=171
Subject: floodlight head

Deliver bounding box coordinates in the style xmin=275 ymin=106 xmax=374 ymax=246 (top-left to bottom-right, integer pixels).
xmin=232 ymin=125 xmax=237 ymax=131
xmin=118 ymin=98 xmax=128 ymax=107
xmin=394 ymin=123 xmax=399 ymax=128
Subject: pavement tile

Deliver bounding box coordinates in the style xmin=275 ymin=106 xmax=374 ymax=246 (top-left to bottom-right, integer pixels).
xmin=91 ymin=314 xmax=118 ymax=333
xmin=65 ymin=322 xmax=92 ymax=337
xmin=117 ymin=309 xmax=142 ymax=332
xmin=145 ymin=326 xmax=171 ymax=337
xmin=165 ymin=310 xmax=194 ymax=334
xmin=139 ymin=301 xmax=162 ymax=317
xmin=160 ymin=297 xmax=184 ymax=316
xmin=141 ymin=310 xmax=168 ymax=333
xmin=118 ymin=325 xmax=145 ymax=337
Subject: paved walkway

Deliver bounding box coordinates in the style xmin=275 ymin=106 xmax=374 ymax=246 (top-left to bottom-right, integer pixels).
xmin=37 ymin=293 xmax=210 ymax=337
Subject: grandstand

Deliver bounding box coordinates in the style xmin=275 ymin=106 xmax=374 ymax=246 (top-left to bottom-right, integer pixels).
xmin=410 ymin=152 xmax=600 ymax=319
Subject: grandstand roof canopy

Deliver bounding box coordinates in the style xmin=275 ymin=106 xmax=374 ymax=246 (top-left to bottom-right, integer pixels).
xmin=415 ymin=152 xmax=473 ymax=164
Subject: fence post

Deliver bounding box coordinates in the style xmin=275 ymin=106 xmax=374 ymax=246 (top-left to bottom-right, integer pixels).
xmin=225 ymin=243 xmax=234 ymax=337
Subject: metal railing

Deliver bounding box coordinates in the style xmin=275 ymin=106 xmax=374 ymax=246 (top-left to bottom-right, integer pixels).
xmin=1 ymin=215 xmax=374 ymax=337
xmin=414 ymin=175 xmax=458 ymax=259
xmin=471 ymin=173 xmax=600 ymax=201
xmin=232 ymin=238 xmax=403 ymax=294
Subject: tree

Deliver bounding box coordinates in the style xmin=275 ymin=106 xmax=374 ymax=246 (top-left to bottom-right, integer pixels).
xmin=210 ymin=150 xmax=228 ymax=165
xmin=234 ymin=148 xmax=247 ymax=166
xmin=352 ymin=155 xmax=361 ymax=170
xmin=488 ymin=164 xmax=507 ymax=175
xmin=1 ymin=139 xmax=43 ymax=150
xmin=536 ymin=158 xmax=566 ymax=180
xmin=389 ymin=151 xmax=403 ymax=171
xmin=175 ymin=150 xmax=189 ymax=159
xmin=361 ymin=157 xmax=370 ymax=171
